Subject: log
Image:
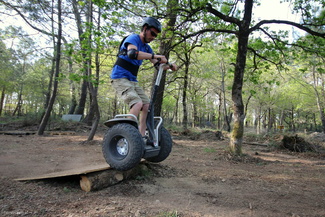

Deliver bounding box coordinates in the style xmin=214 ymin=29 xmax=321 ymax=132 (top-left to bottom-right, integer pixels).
xmin=243 ymin=142 xmax=268 ymax=147
xmin=0 ymin=131 xmax=36 ymax=135
xmin=79 ymin=164 xmax=143 ymax=192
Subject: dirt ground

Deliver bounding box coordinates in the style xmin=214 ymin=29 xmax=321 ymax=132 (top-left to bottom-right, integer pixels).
xmin=0 ymin=125 xmax=325 ymax=217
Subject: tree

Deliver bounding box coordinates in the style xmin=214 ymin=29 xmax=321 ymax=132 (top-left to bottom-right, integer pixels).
xmin=291 ymin=35 xmax=325 ymax=133
xmin=0 ymin=40 xmax=14 ymax=116
xmin=154 ymin=0 xmax=179 ymax=116
xmin=174 ymin=0 xmax=325 ymax=155
xmin=70 ymin=0 xmax=89 ymax=116
xmin=1 ymin=0 xmax=325 ymax=147
xmin=38 ymin=0 xmax=63 ymax=135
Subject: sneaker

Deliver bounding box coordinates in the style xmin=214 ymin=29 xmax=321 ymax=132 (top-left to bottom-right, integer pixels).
xmin=142 ymin=136 xmax=154 ymax=146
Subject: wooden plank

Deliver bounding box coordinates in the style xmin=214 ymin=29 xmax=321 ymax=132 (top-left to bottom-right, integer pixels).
xmin=15 ymin=164 xmax=111 ymax=181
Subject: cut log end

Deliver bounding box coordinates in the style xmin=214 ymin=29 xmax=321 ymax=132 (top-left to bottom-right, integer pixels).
xmin=115 ymin=173 xmax=124 ymax=181
xmin=80 ymin=175 xmax=92 ymax=192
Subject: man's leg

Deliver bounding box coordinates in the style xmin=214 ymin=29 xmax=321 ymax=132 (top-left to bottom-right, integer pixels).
xmin=138 ymin=103 xmax=149 ymax=136
xmin=133 ymin=83 xmax=150 ymax=136
xmin=129 ymin=101 xmax=143 ymax=120
xmin=112 ymin=78 xmax=142 ymax=120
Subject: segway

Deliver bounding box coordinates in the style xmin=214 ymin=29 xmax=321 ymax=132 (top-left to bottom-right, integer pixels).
xmin=102 ymin=62 xmax=173 ymax=171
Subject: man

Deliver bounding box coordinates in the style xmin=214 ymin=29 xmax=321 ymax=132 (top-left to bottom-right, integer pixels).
xmin=111 ymin=17 xmax=177 ymax=137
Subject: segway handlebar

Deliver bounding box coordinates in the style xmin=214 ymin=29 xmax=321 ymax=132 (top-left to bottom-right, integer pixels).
xmin=154 ymin=58 xmax=173 ymax=86
xmin=154 ymin=58 xmax=173 ymax=69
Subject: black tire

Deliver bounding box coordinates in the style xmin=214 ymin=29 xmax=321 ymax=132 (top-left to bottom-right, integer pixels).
xmin=145 ymin=126 xmax=172 ymax=163
xmin=102 ymin=123 xmax=144 ymax=171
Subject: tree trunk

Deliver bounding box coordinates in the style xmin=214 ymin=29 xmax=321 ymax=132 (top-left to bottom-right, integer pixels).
xmin=72 ymin=0 xmax=88 ymax=116
xmin=45 ymin=46 xmax=55 ymax=111
xmin=312 ymin=64 xmax=325 ymax=133
xmin=182 ymin=61 xmax=189 ymax=130
xmin=290 ymin=106 xmax=295 ymax=131
xmin=221 ymin=61 xmax=231 ymax=132
xmin=84 ymin=91 xmax=94 ymax=126
xmin=267 ymin=108 xmax=274 ymax=132
xmin=63 ymin=38 xmax=77 ymax=115
xmin=12 ymin=86 xmax=23 ymax=116
xmin=217 ymin=91 xmax=222 ymax=129
xmin=38 ymin=0 xmax=62 ymax=135
xmin=229 ymin=0 xmax=253 ymax=155
xmin=87 ymin=3 xmax=101 ymax=141
xmin=154 ymin=0 xmax=178 ymax=116
xmin=0 ymin=87 xmax=5 ymax=116
xmin=39 ymin=10 xmax=56 ymax=123
xmin=88 ymin=83 xmax=100 ymax=140
xmin=193 ymin=102 xmax=199 ymax=127
xmin=68 ymin=91 xmax=77 ymax=114
xmin=174 ymin=91 xmax=179 ymax=124
xmin=75 ymin=81 xmax=88 ymax=116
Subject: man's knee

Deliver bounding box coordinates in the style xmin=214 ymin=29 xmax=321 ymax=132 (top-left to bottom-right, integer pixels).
xmin=142 ymin=103 xmax=149 ymax=112
xmin=131 ymin=101 xmax=143 ymax=110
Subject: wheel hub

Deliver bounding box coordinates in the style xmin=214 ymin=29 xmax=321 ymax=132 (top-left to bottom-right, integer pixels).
xmin=116 ymin=138 xmax=128 ymax=156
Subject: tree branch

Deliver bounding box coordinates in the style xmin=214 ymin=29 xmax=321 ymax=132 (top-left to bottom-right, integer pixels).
xmin=205 ymin=3 xmax=241 ymax=26
xmin=250 ymin=19 xmax=325 ymax=38
xmin=0 ymin=0 xmax=58 ymax=38
xmin=247 ymin=47 xmax=280 ymax=67
xmin=172 ymin=28 xmax=237 ymax=49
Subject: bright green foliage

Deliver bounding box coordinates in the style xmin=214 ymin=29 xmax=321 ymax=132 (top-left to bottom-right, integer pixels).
xmin=1 ymin=0 xmax=325 ymax=137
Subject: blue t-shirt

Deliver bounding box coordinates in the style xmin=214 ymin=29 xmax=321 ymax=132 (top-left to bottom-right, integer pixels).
xmin=111 ymin=34 xmax=153 ymax=82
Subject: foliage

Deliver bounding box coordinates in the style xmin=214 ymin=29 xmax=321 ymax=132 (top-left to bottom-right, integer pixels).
xmin=0 ymin=0 xmax=324 ymax=140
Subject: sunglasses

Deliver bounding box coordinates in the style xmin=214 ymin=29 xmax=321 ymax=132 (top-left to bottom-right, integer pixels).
xmin=149 ymin=29 xmax=158 ymax=37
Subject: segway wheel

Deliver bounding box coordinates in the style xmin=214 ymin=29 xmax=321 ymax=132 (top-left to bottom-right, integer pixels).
xmin=145 ymin=126 xmax=172 ymax=163
xmin=102 ymin=123 xmax=144 ymax=171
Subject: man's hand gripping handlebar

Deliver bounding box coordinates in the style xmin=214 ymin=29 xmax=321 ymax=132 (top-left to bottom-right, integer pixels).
xmin=154 ymin=58 xmax=177 ymax=71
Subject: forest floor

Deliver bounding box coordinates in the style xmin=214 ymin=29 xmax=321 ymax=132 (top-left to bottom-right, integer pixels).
xmin=0 ymin=121 xmax=325 ymax=217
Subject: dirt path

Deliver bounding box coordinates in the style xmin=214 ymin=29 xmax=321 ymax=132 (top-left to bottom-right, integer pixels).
xmin=0 ymin=132 xmax=324 ymax=216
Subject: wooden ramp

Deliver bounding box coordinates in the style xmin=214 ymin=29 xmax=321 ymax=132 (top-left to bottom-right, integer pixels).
xmin=15 ymin=163 xmax=144 ymax=192
xmin=15 ymin=164 xmax=111 ymax=181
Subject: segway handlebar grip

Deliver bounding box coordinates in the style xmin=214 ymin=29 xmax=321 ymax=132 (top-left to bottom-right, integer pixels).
xmin=167 ymin=62 xmax=173 ymax=70
xmin=154 ymin=58 xmax=173 ymax=70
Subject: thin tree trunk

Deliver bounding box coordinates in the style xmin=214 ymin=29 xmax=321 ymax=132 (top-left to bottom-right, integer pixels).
xmin=193 ymin=102 xmax=199 ymax=127
xmin=221 ymin=61 xmax=231 ymax=132
xmin=72 ymin=0 xmax=88 ymax=116
xmin=38 ymin=0 xmax=62 ymax=135
xmin=182 ymin=62 xmax=189 ymax=130
xmin=217 ymin=91 xmax=222 ymax=129
xmin=0 ymin=87 xmax=5 ymax=116
xmin=12 ymin=86 xmax=23 ymax=116
xmin=87 ymin=3 xmax=101 ymax=140
xmin=61 ymin=38 xmax=77 ymax=115
xmin=39 ymin=9 xmax=56 ymax=123
xmin=312 ymin=64 xmax=325 ymax=133
xmin=290 ymin=106 xmax=295 ymax=131
xmin=88 ymin=84 xmax=100 ymax=140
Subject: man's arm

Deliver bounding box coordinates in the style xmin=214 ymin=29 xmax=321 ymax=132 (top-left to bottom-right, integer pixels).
xmin=127 ymin=44 xmax=177 ymax=71
xmin=127 ymin=44 xmax=166 ymax=62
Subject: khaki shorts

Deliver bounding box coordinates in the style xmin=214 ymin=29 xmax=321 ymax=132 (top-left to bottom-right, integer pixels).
xmin=111 ymin=78 xmax=150 ymax=108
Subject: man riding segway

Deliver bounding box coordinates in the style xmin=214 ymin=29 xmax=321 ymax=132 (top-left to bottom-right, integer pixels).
xmin=103 ymin=17 xmax=178 ymax=171
xmin=111 ymin=17 xmax=177 ymax=137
